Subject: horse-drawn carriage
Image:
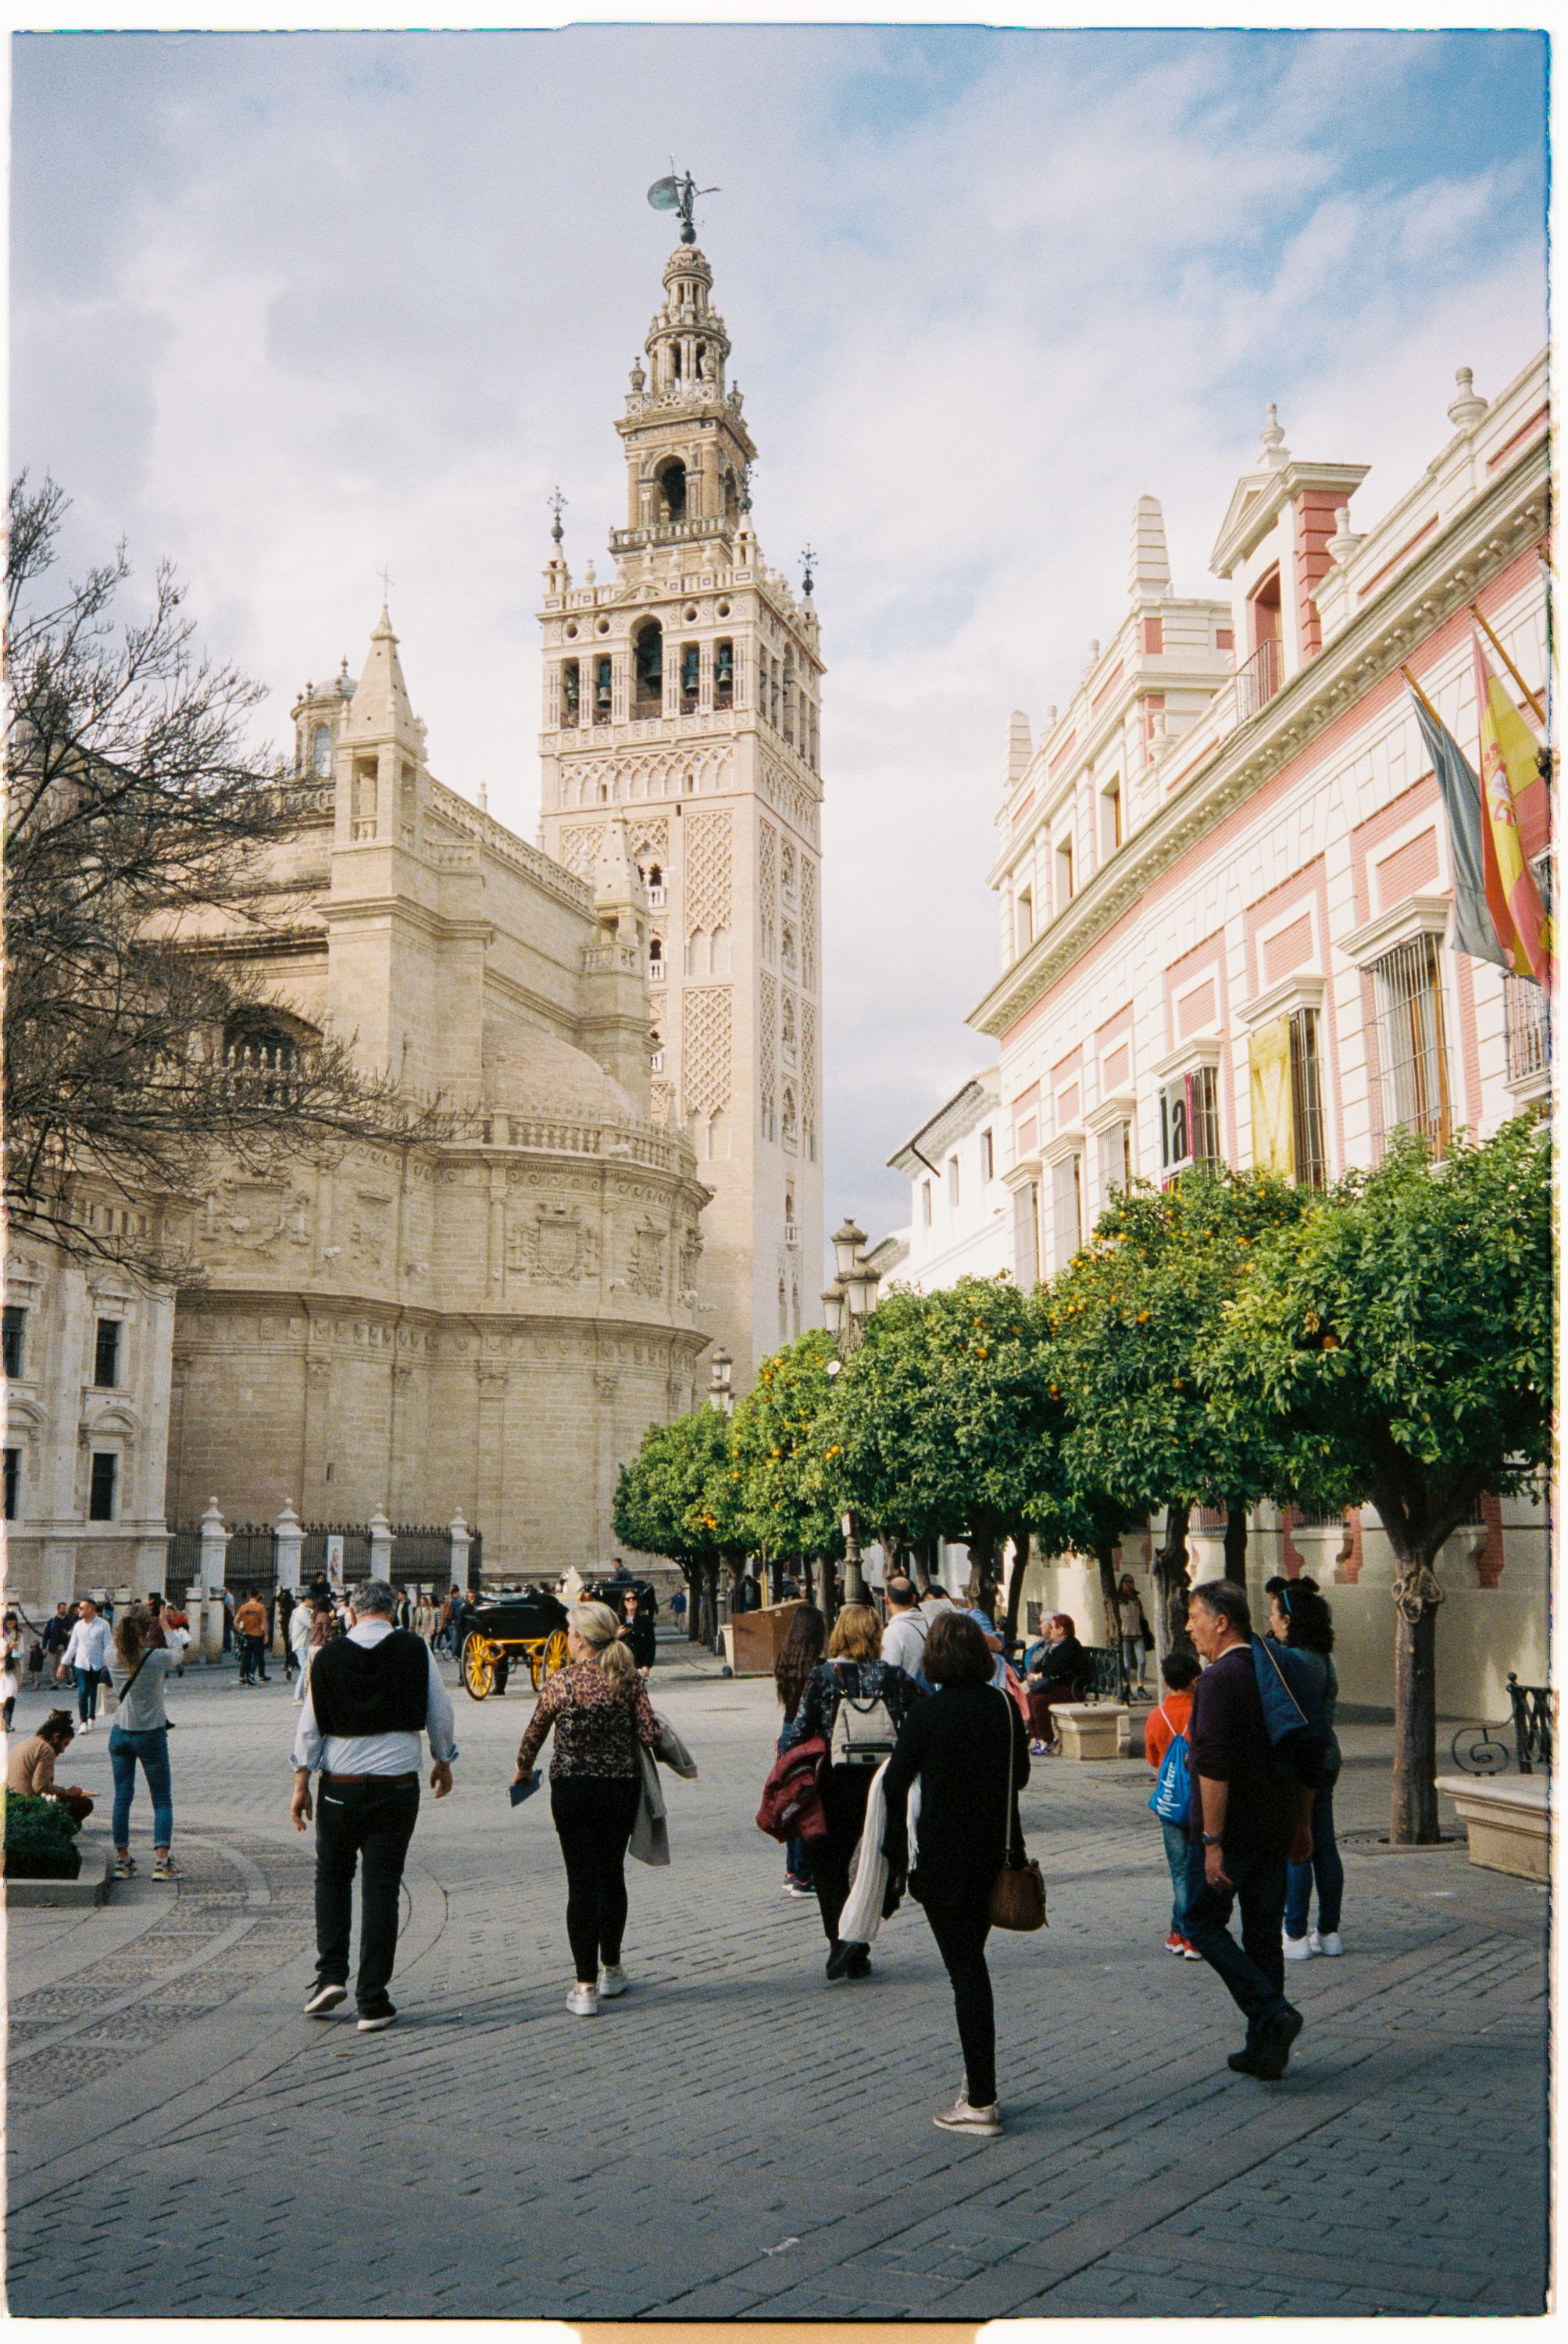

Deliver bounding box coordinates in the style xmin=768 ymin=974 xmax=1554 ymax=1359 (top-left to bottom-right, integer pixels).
xmin=459 ymin=1588 xmax=570 ymax=1702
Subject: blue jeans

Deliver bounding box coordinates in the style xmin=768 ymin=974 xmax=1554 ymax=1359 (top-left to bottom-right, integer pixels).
xmin=1160 ymin=1820 xmax=1190 ymax=1933
xmin=1181 ymin=1838 xmax=1292 ymax=2046
xmin=73 ymin=1664 xmax=105 ymax=1723
xmin=1285 ymin=1785 xmax=1343 ymax=1937
xmin=109 ymin=1725 xmax=174 ymax=1848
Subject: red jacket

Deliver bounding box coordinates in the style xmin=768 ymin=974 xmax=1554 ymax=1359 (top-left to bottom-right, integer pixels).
xmin=1145 ymin=1688 xmax=1193 ymax=1770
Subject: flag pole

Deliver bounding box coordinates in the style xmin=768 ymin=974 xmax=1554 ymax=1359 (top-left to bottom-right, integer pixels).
xmin=1401 ymin=665 xmax=1444 ymax=727
xmin=1469 ymin=603 xmax=1548 ymax=727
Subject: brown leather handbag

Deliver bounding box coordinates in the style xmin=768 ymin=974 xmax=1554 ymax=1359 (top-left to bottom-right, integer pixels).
xmin=988 ymin=1689 xmax=1048 ymax=1931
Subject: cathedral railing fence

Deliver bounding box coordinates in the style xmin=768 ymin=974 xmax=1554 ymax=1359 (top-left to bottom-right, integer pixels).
xmin=164 ymin=1518 xmax=480 ymax=1606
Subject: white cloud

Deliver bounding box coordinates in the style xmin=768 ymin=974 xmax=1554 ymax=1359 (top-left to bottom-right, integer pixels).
xmin=13 ymin=27 xmax=1547 ymax=1240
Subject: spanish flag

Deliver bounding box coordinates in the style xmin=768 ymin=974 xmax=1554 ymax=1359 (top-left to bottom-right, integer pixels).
xmin=1473 ymin=630 xmax=1551 ymax=984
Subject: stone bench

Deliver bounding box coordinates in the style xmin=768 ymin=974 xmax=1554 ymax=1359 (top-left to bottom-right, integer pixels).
xmin=1052 ymin=1703 xmax=1130 ymax=1761
xmin=1436 ymin=1772 xmax=1550 ymax=1881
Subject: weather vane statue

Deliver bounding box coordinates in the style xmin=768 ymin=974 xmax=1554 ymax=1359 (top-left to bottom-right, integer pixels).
xmin=647 ymin=166 xmax=719 ymax=246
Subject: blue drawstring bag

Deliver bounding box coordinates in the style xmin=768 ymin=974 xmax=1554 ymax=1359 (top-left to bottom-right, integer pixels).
xmin=1252 ymin=1634 xmax=1335 ymax=1788
xmin=1148 ymin=1706 xmax=1191 ymax=1824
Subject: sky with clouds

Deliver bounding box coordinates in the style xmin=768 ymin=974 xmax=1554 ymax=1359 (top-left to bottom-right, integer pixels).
xmin=13 ymin=26 xmax=1548 ymax=1246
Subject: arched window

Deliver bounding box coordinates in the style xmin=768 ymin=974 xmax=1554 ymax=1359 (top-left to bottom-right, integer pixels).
xmin=782 ymin=924 xmax=797 ymax=977
xmin=632 ymin=620 xmax=663 ymax=716
xmin=560 ymin=660 xmax=580 ymax=728
xmin=714 ymin=640 xmax=734 ymax=709
xmin=655 ymin=459 xmax=687 ymax=523
xmin=680 ymin=643 xmax=700 ymax=710
xmin=781 ymin=996 xmax=796 ymax=1060
xmin=312 ymin=724 xmax=333 ymax=777
xmin=648 ymin=937 xmax=664 ymax=982
xmin=223 ymin=1010 xmax=314 ymax=1101
xmin=594 ymin=655 xmax=613 ymax=724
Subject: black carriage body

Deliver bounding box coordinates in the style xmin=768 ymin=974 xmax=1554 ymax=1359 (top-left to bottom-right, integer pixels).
xmin=466 ymin=1590 xmax=569 ymax=1643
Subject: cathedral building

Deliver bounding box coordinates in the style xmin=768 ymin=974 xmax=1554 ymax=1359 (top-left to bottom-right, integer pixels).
xmin=159 ymin=609 xmax=713 ymax=1578
xmin=538 ymin=231 xmax=825 ymax=1386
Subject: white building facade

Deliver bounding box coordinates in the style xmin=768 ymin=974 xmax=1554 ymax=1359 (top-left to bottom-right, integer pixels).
xmin=970 ymin=352 xmax=1550 ymax=1711
xmin=888 ymin=1067 xmax=1013 ymax=1293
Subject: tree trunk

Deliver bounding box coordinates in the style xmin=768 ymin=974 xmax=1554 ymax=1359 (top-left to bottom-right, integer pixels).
xmin=1095 ymin=1542 xmax=1127 ymax=1700
xmin=685 ymin=1564 xmax=701 ymax=1642
xmin=701 ymin=1560 xmax=719 ymax=1648
xmin=915 ymin=1535 xmax=938 ymax=1595
xmin=1001 ymin=1524 xmax=1032 ymax=1645
xmin=1389 ymin=1535 xmax=1443 ymax=1845
xmin=1152 ymin=1503 xmax=1192 ymax=1659
xmin=966 ymin=1534 xmax=999 ymax=1623
xmin=1223 ymin=1504 xmax=1248 ymax=1579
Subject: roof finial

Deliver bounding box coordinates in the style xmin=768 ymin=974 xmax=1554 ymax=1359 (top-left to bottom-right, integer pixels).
xmin=377 ymin=562 xmax=394 ymax=609
xmin=548 ymin=485 xmax=567 ymax=548
xmin=1260 ymin=403 xmax=1289 ymax=466
xmin=801 ymin=544 xmax=817 ymax=599
xmin=1448 ymin=366 xmax=1488 ymax=430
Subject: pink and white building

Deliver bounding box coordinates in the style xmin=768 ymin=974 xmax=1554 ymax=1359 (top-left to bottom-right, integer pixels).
xmin=969 ymin=350 xmax=1550 ymax=1713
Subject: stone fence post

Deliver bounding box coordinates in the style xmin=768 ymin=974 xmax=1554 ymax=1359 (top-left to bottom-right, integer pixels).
xmin=198 ymin=1498 xmax=229 ymax=1663
xmin=450 ymin=1513 xmax=472 ymax=1592
xmin=369 ymin=1508 xmax=394 ymax=1585
xmin=274 ymin=1500 xmax=303 ymax=1653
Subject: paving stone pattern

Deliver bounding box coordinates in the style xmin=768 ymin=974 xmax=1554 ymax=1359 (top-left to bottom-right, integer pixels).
xmin=4 ymin=1641 xmax=1549 ymax=2318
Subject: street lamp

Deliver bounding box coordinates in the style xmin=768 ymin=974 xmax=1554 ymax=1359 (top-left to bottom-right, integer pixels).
xmin=708 ymin=1345 xmax=734 ymax=1417
xmin=825 ymin=1218 xmax=882 ymax=1604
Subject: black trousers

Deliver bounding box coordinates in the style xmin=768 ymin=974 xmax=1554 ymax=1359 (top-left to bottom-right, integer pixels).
xmin=813 ymin=1763 xmax=874 ymax=1947
xmin=552 ymin=1774 xmax=641 ymax=1982
xmin=314 ymin=1774 xmax=420 ymax=2014
xmin=1180 ymin=1839 xmax=1291 ymax=2042
xmin=923 ymin=1896 xmax=997 ymax=2107
xmin=241 ymin=1632 xmax=268 ymax=1683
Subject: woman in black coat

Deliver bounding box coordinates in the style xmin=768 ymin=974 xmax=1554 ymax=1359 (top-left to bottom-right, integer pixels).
xmin=881 ymin=1610 xmax=1030 ymax=2139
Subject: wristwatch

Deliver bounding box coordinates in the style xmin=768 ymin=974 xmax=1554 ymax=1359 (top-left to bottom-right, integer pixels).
xmin=1201 ymin=1832 xmax=1223 ymax=1847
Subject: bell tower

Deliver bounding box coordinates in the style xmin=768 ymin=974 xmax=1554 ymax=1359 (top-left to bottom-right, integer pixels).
xmin=538 ymin=211 xmax=825 ymax=1391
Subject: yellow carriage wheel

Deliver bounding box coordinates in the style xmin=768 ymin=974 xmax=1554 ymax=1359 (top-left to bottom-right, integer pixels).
xmin=461 ymin=1633 xmax=496 ymax=1701
xmin=541 ymin=1628 xmax=570 ymax=1681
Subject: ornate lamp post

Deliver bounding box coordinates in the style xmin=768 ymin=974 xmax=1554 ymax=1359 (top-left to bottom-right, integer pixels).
xmin=708 ymin=1345 xmax=734 ymax=1417
xmin=822 ymin=1218 xmax=881 ymax=1606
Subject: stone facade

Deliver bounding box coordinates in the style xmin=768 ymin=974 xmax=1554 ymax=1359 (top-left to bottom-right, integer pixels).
xmin=965 ymin=348 xmax=1549 ymax=1713
xmin=538 ymin=235 xmax=825 ymax=1388
xmin=159 ymin=610 xmax=712 ymax=1577
xmin=3 ymin=1209 xmax=177 ymax=1608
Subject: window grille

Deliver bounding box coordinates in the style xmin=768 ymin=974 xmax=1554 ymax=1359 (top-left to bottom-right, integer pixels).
xmin=2 ymin=1306 xmax=25 ymax=1380
xmin=1191 ymin=1065 xmax=1221 ymax=1165
xmin=1372 ymin=934 xmax=1451 ymax=1154
xmin=1288 ymin=1008 xmax=1327 ymax=1188
xmin=94 ymin=1318 xmax=121 ymax=1390
xmin=1504 ymin=975 xmax=1549 ymax=1086
xmin=89 ymin=1452 xmax=117 ymax=1522
xmin=1098 ymin=1118 xmax=1132 ymax=1202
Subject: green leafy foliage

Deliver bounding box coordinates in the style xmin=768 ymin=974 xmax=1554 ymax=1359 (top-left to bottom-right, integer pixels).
xmin=611 ymin=1406 xmax=747 ymax=1572
xmin=2 ymin=1789 xmax=83 ymax=1880
xmin=730 ymin=1328 xmax=845 ymax=1564
xmin=1049 ymin=1169 xmax=1313 ymax=1527
xmin=822 ymin=1278 xmax=1055 ymax=1560
xmin=1209 ymin=1120 xmax=1553 ymax=1563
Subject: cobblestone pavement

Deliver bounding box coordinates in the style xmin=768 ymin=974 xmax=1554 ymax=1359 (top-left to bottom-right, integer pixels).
xmin=5 ymin=1639 xmax=1549 ymax=2319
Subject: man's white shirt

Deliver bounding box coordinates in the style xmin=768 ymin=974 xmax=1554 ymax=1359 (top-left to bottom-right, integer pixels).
xmin=880 ymin=1610 xmax=930 ymax=1681
xmin=61 ymin=1617 xmax=113 ymax=1673
xmin=292 ymin=1618 xmax=459 ymax=1778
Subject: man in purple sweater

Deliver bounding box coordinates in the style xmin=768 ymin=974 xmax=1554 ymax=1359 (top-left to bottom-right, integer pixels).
xmin=1183 ymin=1579 xmax=1314 ymax=2081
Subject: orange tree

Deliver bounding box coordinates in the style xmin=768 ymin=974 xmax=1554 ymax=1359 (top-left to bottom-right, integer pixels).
xmin=612 ymin=1405 xmax=747 ymax=1643
xmin=730 ymin=1329 xmax=845 ymax=1608
xmin=1047 ymin=1170 xmax=1313 ymax=1650
xmin=1209 ymin=1117 xmax=1553 ymax=1844
xmin=820 ymin=1277 xmax=1061 ymax=1628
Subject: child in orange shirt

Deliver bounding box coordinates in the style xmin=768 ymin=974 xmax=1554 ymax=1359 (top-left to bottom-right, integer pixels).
xmin=1148 ymin=1649 xmax=1201 ymax=1955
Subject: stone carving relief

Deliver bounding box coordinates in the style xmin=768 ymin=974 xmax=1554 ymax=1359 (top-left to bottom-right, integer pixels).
xmin=682 ymin=985 xmax=732 ymax=1120
xmin=801 ymin=857 xmax=818 ymax=991
xmin=207 ymin=1176 xmax=313 ymax=1254
xmin=684 ymin=809 xmax=733 ymax=933
xmin=628 ymin=1222 xmax=667 ymax=1299
xmin=559 ymin=825 xmax=601 ymax=877
xmin=349 ymin=1191 xmax=391 ymax=1272
xmin=759 ymin=970 xmax=777 ymax=1129
xmin=509 ymin=1202 xmax=602 ymax=1286
xmin=759 ymin=820 xmax=778 ymax=963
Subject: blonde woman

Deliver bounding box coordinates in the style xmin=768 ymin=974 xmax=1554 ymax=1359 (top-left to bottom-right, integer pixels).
xmin=513 ymin=1601 xmax=660 ymax=2016
xmin=107 ymin=1605 xmax=181 ymax=1880
xmin=788 ymin=1603 xmax=923 ymax=1981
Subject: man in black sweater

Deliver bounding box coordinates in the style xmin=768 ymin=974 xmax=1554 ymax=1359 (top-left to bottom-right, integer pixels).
xmin=1183 ymin=1579 xmax=1313 ymax=2081
xmin=291 ymin=1580 xmax=458 ymax=2031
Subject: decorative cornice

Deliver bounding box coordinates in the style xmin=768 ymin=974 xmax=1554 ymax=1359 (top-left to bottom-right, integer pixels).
xmin=970 ymin=437 xmax=1547 ymax=1043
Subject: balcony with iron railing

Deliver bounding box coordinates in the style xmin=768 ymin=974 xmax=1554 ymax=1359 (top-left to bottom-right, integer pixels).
xmin=1234 ymin=633 xmax=1282 ymax=723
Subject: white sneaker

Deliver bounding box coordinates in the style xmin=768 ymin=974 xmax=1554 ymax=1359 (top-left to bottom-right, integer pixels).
xmin=566 ymin=1983 xmax=599 ymax=2017
xmin=598 ymin=1964 xmax=628 ymax=1999
xmin=934 ymin=2096 xmax=1002 ymax=2137
xmin=1311 ymin=1930 xmax=1344 ymax=1956
xmin=1283 ymin=1932 xmax=1314 ymax=1961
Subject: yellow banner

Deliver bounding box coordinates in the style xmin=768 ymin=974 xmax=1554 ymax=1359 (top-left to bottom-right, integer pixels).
xmin=1249 ymin=1017 xmax=1295 ymax=1177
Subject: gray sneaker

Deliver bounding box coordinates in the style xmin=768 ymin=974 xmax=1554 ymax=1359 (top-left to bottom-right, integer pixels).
xmin=934 ymin=2096 xmax=1002 ymax=2136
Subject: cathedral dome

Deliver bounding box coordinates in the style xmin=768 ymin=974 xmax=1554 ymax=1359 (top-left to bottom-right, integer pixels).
xmin=481 ymin=1020 xmax=636 ymax=1124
